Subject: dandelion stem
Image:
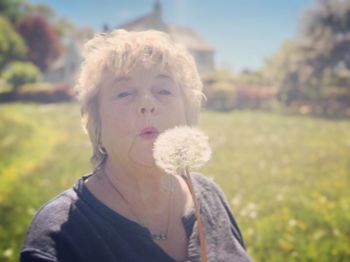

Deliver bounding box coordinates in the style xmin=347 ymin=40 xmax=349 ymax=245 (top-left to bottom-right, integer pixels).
xmin=184 ymin=167 xmax=208 ymax=262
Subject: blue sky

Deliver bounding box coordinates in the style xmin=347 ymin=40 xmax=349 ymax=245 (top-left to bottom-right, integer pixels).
xmin=29 ymin=0 xmax=316 ymax=72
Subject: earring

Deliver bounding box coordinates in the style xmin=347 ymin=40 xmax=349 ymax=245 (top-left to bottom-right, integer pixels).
xmin=98 ymin=144 xmax=107 ymax=155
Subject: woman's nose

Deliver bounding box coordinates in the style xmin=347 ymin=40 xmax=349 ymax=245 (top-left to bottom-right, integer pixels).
xmin=137 ymin=94 xmax=157 ymax=116
xmin=139 ymin=106 xmax=156 ymax=115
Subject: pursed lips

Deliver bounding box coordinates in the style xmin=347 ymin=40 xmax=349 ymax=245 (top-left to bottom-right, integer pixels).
xmin=139 ymin=127 xmax=159 ymax=140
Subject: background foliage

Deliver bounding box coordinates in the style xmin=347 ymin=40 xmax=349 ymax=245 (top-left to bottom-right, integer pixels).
xmin=0 ymin=15 xmax=27 ymax=71
xmin=2 ymin=61 xmax=41 ymax=91
xmin=15 ymin=15 xmax=62 ymax=71
xmin=262 ymin=0 xmax=350 ymax=116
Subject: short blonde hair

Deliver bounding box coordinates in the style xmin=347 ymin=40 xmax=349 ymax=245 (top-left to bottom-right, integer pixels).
xmin=74 ymin=29 xmax=204 ymax=169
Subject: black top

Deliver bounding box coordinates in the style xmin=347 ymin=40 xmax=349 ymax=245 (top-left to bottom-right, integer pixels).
xmin=20 ymin=172 xmax=252 ymax=262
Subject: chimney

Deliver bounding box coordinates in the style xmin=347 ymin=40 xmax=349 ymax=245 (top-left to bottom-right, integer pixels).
xmin=153 ymin=0 xmax=162 ymax=20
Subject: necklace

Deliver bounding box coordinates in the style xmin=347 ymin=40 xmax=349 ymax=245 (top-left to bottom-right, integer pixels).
xmin=103 ymin=169 xmax=173 ymax=241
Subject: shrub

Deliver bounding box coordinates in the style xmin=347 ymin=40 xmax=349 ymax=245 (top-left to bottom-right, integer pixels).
xmin=17 ymin=82 xmax=73 ymax=102
xmin=206 ymin=81 xmax=235 ymax=111
xmin=3 ymin=61 xmax=41 ymax=91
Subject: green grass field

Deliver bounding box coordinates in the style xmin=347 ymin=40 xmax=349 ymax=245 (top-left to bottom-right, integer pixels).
xmin=0 ymin=102 xmax=349 ymax=261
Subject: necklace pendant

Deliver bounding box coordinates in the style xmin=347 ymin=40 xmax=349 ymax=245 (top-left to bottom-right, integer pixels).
xmin=152 ymin=233 xmax=167 ymax=241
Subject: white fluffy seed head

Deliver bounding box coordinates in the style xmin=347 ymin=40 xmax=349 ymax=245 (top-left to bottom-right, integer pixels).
xmin=153 ymin=126 xmax=212 ymax=175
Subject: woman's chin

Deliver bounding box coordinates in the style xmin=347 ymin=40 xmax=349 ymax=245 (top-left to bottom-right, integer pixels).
xmin=134 ymin=155 xmax=155 ymax=167
xmin=128 ymin=146 xmax=156 ymax=167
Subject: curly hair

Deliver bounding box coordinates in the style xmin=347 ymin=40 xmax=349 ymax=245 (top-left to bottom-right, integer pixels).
xmin=74 ymin=29 xmax=205 ymax=169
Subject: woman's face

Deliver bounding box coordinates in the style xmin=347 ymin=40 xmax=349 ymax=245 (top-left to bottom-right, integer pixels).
xmin=99 ymin=64 xmax=187 ymax=167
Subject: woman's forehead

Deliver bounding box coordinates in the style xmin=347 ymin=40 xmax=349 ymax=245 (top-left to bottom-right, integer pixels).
xmin=113 ymin=73 xmax=174 ymax=84
xmin=108 ymin=64 xmax=175 ymax=84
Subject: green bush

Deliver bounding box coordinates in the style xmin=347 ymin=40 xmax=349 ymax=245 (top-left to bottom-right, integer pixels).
xmin=207 ymin=81 xmax=236 ymax=111
xmin=2 ymin=61 xmax=42 ymax=92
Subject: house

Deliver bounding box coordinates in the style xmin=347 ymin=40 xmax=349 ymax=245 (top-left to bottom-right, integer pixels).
xmin=117 ymin=1 xmax=215 ymax=73
xmin=44 ymin=2 xmax=214 ymax=87
xmin=44 ymin=39 xmax=81 ymax=86
xmin=44 ymin=27 xmax=94 ymax=86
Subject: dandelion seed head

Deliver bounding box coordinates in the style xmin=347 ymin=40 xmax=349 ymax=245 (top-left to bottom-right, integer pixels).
xmin=153 ymin=126 xmax=211 ymax=175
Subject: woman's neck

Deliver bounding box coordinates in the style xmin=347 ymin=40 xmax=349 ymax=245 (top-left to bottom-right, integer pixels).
xmin=103 ymin=158 xmax=169 ymax=204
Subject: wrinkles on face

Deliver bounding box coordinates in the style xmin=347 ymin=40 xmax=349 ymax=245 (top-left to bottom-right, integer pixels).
xmin=99 ymin=65 xmax=187 ymax=168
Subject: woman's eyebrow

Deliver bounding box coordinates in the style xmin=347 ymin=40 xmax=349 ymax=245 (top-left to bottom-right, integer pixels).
xmin=156 ymin=74 xmax=174 ymax=82
xmin=113 ymin=76 xmax=131 ymax=85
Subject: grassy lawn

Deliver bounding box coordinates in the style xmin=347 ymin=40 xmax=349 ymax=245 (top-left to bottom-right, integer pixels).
xmin=0 ymin=102 xmax=349 ymax=261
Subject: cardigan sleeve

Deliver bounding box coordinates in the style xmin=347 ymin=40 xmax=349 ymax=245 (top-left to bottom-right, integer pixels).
xmin=20 ymin=249 xmax=57 ymax=262
xmin=218 ymin=191 xmax=246 ymax=249
xmin=191 ymin=172 xmax=247 ymax=249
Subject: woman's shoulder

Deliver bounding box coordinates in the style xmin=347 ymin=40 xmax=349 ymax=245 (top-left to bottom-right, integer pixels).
xmin=26 ymin=187 xmax=78 ymax=235
xmin=28 ymin=175 xmax=89 ymax=230
xmin=190 ymin=172 xmax=247 ymax=249
xmin=190 ymin=172 xmax=225 ymax=197
xmin=21 ymin=186 xmax=80 ymax=261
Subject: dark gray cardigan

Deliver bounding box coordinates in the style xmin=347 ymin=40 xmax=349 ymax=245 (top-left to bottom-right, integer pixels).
xmin=20 ymin=173 xmax=252 ymax=262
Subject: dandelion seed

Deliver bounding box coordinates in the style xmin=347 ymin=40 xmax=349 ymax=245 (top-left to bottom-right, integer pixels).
xmin=153 ymin=126 xmax=211 ymax=175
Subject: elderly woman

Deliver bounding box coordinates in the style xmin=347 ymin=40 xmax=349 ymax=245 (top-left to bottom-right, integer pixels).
xmin=20 ymin=30 xmax=252 ymax=262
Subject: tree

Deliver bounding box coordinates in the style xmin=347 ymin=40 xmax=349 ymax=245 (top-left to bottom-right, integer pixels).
xmin=300 ymin=0 xmax=350 ymax=74
xmin=20 ymin=2 xmax=55 ymax=22
xmin=264 ymin=40 xmax=311 ymax=104
xmin=0 ymin=15 xmax=27 ymax=71
xmin=18 ymin=2 xmax=77 ymax=37
xmin=264 ymin=0 xmax=350 ymax=114
xmin=16 ymin=15 xmax=62 ymax=71
xmin=0 ymin=0 xmax=22 ymax=23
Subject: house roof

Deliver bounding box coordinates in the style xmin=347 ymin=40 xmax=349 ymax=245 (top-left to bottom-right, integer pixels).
xmin=118 ymin=14 xmax=166 ymax=31
xmin=117 ymin=1 xmax=214 ymax=52
xmin=167 ymin=25 xmax=214 ymax=52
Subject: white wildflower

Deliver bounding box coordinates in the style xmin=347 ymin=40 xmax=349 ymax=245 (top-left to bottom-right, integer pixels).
xmin=249 ymin=210 xmax=258 ymax=219
xmin=231 ymin=195 xmax=241 ymax=207
xmin=276 ymin=193 xmax=284 ymax=202
xmin=288 ymin=219 xmax=297 ymax=227
xmin=313 ymin=230 xmax=325 ymax=240
xmin=247 ymin=228 xmax=255 ymax=237
xmin=153 ymin=126 xmax=211 ymax=175
xmin=3 ymin=248 xmax=13 ymax=257
xmin=247 ymin=202 xmax=257 ymax=210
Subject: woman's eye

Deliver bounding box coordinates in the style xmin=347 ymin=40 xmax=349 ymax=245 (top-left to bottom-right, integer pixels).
xmin=158 ymin=89 xmax=172 ymax=95
xmin=117 ymin=91 xmax=131 ymax=98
